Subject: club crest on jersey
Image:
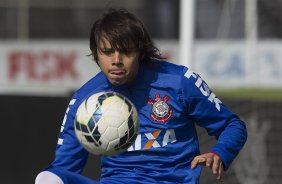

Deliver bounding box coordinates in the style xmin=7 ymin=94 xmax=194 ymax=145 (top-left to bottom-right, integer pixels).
xmin=148 ymin=94 xmax=173 ymax=123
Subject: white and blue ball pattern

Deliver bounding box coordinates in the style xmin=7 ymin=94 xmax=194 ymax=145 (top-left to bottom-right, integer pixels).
xmin=74 ymin=91 xmax=139 ymax=156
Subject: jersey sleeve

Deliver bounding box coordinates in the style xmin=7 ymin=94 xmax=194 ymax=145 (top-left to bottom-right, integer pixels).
xmin=181 ymin=67 xmax=247 ymax=170
xmin=46 ymin=93 xmax=89 ymax=173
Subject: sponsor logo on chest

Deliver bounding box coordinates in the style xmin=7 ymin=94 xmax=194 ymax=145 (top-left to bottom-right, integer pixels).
xmin=127 ymin=129 xmax=177 ymax=151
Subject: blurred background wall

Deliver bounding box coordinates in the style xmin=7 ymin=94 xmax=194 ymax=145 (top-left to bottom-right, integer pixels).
xmin=1 ymin=0 xmax=282 ymax=183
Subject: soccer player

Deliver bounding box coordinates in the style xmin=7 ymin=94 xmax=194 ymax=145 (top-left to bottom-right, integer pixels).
xmin=35 ymin=9 xmax=247 ymax=184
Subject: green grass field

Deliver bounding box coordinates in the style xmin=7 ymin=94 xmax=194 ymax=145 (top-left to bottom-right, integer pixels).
xmin=214 ymin=88 xmax=282 ymax=100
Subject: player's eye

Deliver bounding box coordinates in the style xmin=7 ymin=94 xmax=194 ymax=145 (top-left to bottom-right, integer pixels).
xmin=101 ymin=48 xmax=115 ymax=56
xmin=121 ymin=48 xmax=137 ymax=56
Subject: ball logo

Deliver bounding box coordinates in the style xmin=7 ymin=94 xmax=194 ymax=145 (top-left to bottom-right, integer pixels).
xmin=148 ymin=94 xmax=173 ymax=123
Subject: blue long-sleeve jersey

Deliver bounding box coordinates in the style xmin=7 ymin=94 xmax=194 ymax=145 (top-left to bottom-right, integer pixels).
xmin=47 ymin=59 xmax=247 ymax=183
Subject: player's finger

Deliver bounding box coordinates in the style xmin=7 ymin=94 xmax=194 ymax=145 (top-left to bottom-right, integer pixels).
xmin=212 ymin=156 xmax=220 ymax=175
xmin=191 ymin=156 xmax=206 ymax=169
xmin=191 ymin=156 xmax=199 ymax=169
xmin=205 ymin=155 xmax=213 ymax=167
xmin=191 ymin=157 xmax=201 ymax=169
xmin=216 ymin=162 xmax=223 ymax=180
xmin=191 ymin=159 xmax=197 ymax=169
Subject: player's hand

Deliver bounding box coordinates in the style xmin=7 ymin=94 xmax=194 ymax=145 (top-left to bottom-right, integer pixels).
xmin=191 ymin=152 xmax=224 ymax=180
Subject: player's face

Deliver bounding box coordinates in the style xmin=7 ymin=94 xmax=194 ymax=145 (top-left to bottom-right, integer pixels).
xmin=97 ymin=38 xmax=140 ymax=86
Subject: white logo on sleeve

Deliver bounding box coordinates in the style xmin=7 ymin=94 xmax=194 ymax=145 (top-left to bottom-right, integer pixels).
xmin=185 ymin=69 xmax=222 ymax=111
xmin=58 ymin=99 xmax=76 ymax=145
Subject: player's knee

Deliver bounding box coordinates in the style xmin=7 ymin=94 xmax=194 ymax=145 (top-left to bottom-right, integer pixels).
xmin=35 ymin=171 xmax=64 ymax=184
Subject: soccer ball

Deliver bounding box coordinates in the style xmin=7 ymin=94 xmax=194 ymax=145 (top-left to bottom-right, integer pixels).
xmin=74 ymin=91 xmax=139 ymax=156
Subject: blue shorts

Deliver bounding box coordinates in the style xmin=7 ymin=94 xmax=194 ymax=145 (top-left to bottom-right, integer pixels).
xmin=47 ymin=166 xmax=201 ymax=184
xmin=48 ymin=168 xmax=99 ymax=184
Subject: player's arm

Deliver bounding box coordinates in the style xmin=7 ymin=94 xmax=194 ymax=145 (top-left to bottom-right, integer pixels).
xmin=45 ymin=94 xmax=89 ymax=173
xmin=182 ymin=68 xmax=247 ymax=177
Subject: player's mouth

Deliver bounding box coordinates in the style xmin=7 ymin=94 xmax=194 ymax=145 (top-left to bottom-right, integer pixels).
xmin=109 ymin=69 xmax=126 ymax=77
xmin=107 ymin=69 xmax=128 ymax=85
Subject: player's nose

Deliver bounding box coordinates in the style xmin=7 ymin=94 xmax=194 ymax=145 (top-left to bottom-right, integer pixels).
xmin=113 ymin=51 xmax=122 ymax=64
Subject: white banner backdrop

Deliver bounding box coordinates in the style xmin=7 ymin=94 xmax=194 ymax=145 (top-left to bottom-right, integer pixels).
xmin=194 ymin=40 xmax=282 ymax=89
xmin=0 ymin=40 xmax=281 ymax=96
xmin=0 ymin=40 xmax=99 ymax=96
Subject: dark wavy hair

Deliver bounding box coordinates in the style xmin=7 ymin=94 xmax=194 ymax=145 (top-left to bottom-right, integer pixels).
xmin=89 ymin=9 xmax=165 ymax=63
